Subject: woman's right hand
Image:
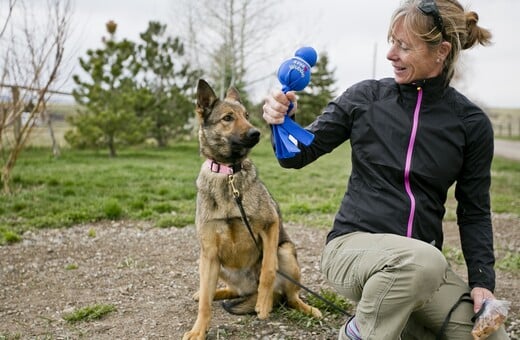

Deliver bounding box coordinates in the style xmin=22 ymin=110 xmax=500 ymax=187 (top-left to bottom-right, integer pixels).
xmin=262 ymin=90 xmax=298 ymax=125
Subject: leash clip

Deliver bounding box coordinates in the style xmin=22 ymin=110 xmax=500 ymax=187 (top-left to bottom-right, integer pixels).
xmin=228 ymin=174 xmax=240 ymax=198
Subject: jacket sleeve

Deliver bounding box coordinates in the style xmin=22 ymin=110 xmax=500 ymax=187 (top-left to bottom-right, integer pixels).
xmin=273 ymin=81 xmax=372 ymax=169
xmin=455 ymin=109 xmax=496 ymax=292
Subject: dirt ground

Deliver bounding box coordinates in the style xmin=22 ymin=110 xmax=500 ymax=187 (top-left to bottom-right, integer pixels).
xmin=1 ymin=214 xmax=518 ymax=339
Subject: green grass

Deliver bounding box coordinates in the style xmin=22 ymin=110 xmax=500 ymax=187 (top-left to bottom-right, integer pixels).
xmin=62 ymin=303 xmax=116 ymax=323
xmin=65 ymin=263 xmax=79 ymax=270
xmin=0 ymin=143 xmax=201 ymax=243
xmin=270 ymin=289 xmax=353 ymax=331
xmin=490 ymin=157 xmax=520 ymax=214
xmin=251 ymin=139 xmax=351 ymax=227
xmin=0 ymin=138 xmax=519 ymax=244
xmin=442 ymin=246 xmax=465 ymax=265
xmin=307 ymin=288 xmax=354 ymax=315
xmin=0 ymin=333 xmax=22 ymax=340
xmin=496 ymin=252 xmax=520 ymax=271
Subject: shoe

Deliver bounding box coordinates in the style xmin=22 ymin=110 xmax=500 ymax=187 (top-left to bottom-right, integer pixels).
xmin=338 ymin=315 xmax=357 ymax=340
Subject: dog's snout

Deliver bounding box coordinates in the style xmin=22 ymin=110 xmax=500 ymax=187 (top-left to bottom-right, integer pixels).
xmin=246 ymin=128 xmax=261 ymax=146
xmin=236 ymin=127 xmax=260 ymax=149
xmin=247 ymin=128 xmax=261 ymax=141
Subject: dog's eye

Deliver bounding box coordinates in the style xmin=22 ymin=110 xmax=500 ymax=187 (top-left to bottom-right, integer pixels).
xmin=222 ymin=114 xmax=234 ymax=122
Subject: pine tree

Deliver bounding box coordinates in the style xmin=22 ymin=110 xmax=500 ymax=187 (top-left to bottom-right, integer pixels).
xmin=67 ymin=21 xmax=150 ymax=157
xmin=67 ymin=21 xmax=200 ymax=155
xmin=135 ymin=21 xmax=201 ymax=147
xmin=296 ymin=52 xmax=337 ymax=127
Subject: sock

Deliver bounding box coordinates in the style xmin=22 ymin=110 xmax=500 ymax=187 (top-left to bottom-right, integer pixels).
xmin=345 ymin=316 xmax=362 ymax=340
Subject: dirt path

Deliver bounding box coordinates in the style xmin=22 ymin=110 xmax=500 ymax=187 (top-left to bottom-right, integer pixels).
xmin=1 ymin=216 xmax=518 ymax=339
xmin=495 ymin=139 xmax=520 ymax=161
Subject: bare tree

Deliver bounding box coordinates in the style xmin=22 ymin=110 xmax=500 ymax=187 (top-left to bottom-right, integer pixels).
xmin=0 ymin=0 xmax=72 ymax=194
xmin=172 ymin=0 xmax=280 ymax=99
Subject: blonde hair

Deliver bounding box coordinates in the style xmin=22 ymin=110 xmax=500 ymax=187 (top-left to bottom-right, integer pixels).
xmin=388 ymin=0 xmax=492 ymax=83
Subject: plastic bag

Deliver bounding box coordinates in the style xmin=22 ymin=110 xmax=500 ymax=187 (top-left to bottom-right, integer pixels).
xmin=471 ymin=299 xmax=511 ymax=340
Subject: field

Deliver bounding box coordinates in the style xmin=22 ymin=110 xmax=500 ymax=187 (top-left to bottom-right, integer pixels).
xmin=0 ymin=135 xmax=518 ymax=338
xmin=1 ymin=214 xmax=517 ymax=339
xmin=2 ymin=137 xmax=519 ymax=238
xmin=1 ymin=101 xmax=519 ymax=338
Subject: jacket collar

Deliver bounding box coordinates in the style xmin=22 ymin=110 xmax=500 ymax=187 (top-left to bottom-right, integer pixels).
xmin=411 ymin=74 xmax=447 ymax=90
xmin=397 ymin=75 xmax=448 ymax=103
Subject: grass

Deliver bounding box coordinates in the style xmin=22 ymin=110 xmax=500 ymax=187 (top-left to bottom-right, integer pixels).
xmin=271 ymin=288 xmax=354 ymax=330
xmin=496 ymin=252 xmax=520 ymax=271
xmin=0 ymin=143 xmax=201 ymax=243
xmin=65 ymin=263 xmax=79 ymax=270
xmin=0 ymin=138 xmax=519 ymax=245
xmin=490 ymin=157 xmax=520 ymax=214
xmin=442 ymin=246 xmax=465 ymax=265
xmin=307 ymin=288 xmax=354 ymax=315
xmin=62 ymin=303 xmax=116 ymax=323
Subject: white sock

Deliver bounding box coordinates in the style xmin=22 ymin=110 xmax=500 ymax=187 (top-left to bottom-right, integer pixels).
xmin=346 ymin=316 xmax=362 ymax=340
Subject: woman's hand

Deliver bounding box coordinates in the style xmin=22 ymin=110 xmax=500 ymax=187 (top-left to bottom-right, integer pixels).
xmin=262 ymin=90 xmax=297 ymax=125
xmin=471 ymin=287 xmax=496 ymax=313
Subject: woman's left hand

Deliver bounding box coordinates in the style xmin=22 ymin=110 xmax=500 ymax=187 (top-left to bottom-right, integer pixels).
xmin=471 ymin=287 xmax=496 ymax=313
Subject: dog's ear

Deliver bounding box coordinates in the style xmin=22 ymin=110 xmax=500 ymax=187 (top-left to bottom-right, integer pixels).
xmin=196 ymin=79 xmax=218 ymax=119
xmin=225 ymin=87 xmax=241 ymax=104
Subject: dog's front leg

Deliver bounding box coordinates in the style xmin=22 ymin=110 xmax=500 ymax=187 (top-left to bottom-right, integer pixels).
xmin=183 ymin=249 xmax=219 ymax=340
xmin=255 ymin=222 xmax=279 ymax=319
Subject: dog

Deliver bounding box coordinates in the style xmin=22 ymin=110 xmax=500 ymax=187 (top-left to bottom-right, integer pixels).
xmin=183 ymin=79 xmax=322 ymax=340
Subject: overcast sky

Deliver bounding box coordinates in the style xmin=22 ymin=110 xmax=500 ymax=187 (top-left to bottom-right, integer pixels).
xmin=59 ymin=0 xmax=520 ymax=108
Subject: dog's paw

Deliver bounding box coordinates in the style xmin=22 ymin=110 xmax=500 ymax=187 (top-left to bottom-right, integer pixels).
xmin=255 ymin=303 xmax=272 ymax=320
xmin=182 ymin=330 xmax=205 ymax=340
xmin=255 ymin=292 xmax=274 ymax=320
xmin=256 ymin=309 xmax=270 ymax=320
xmin=192 ymin=291 xmax=200 ymax=301
xmin=310 ymin=306 xmax=323 ymax=319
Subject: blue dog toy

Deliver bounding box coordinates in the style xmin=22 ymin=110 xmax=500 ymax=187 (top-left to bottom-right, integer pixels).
xmin=273 ymin=47 xmax=317 ymax=159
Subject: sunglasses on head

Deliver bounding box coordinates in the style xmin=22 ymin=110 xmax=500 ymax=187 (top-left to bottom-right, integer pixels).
xmin=418 ymin=0 xmax=446 ymax=39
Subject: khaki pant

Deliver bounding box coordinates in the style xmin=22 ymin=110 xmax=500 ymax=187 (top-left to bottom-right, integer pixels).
xmin=321 ymin=232 xmax=509 ymax=340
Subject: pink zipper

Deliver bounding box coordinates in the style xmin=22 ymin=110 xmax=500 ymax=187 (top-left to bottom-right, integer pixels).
xmin=404 ymin=86 xmax=423 ymax=238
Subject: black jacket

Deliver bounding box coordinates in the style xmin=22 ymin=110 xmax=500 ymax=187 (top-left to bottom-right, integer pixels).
xmin=277 ymin=76 xmax=496 ymax=291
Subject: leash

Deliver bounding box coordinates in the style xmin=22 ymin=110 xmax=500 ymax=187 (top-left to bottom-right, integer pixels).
xmin=228 ymin=173 xmax=350 ymax=317
xmin=219 ymin=162 xmax=480 ymax=332
xmin=435 ymin=292 xmax=475 ymax=340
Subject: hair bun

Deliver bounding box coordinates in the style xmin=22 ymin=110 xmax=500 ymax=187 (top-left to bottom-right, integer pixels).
xmin=463 ymin=11 xmax=491 ymax=49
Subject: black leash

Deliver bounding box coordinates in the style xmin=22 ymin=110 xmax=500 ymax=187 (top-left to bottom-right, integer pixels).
xmin=435 ymin=292 xmax=473 ymax=340
xmin=229 ymin=174 xmax=480 ymax=335
xmin=228 ymin=174 xmax=350 ymax=317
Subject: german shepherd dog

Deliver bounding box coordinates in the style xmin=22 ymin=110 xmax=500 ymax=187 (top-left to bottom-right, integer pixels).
xmin=183 ymin=80 xmax=322 ymax=339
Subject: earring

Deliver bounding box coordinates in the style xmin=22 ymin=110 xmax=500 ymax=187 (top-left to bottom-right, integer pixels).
xmin=436 ymin=58 xmax=441 ymax=63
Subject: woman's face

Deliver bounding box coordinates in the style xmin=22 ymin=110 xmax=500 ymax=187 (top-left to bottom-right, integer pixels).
xmin=386 ymin=20 xmax=444 ymax=84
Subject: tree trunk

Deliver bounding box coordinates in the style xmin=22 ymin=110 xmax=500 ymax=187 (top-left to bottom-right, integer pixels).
xmin=42 ymin=103 xmax=60 ymax=157
xmin=12 ymin=86 xmax=21 ymax=141
xmin=1 ymin=166 xmax=11 ymax=195
xmin=1 ymin=146 xmax=18 ymax=195
xmin=108 ymin=135 xmax=117 ymax=157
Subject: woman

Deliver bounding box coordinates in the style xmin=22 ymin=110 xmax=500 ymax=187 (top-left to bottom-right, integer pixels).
xmin=263 ymin=0 xmax=509 ymax=339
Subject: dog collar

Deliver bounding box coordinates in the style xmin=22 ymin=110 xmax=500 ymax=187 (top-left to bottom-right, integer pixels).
xmin=205 ymin=159 xmax=242 ymax=174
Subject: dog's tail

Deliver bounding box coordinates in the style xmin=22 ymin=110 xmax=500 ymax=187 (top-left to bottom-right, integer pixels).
xmin=221 ymin=293 xmax=283 ymax=315
xmin=221 ymin=294 xmax=257 ymax=315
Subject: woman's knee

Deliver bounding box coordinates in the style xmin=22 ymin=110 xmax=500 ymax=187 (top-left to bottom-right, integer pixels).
xmin=403 ymin=243 xmax=448 ymax=300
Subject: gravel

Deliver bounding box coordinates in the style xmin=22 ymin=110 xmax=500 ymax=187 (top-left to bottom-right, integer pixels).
xmin=1 ymin=215 xmax=518 ymax=339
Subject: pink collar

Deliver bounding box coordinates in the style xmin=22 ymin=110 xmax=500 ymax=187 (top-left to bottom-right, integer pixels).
xmin=205 ymin=159 xmax=242 ymax=174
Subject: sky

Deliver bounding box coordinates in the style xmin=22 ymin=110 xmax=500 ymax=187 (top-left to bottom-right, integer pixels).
xmin=17 ymin=0 xmax=520 ymax=108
